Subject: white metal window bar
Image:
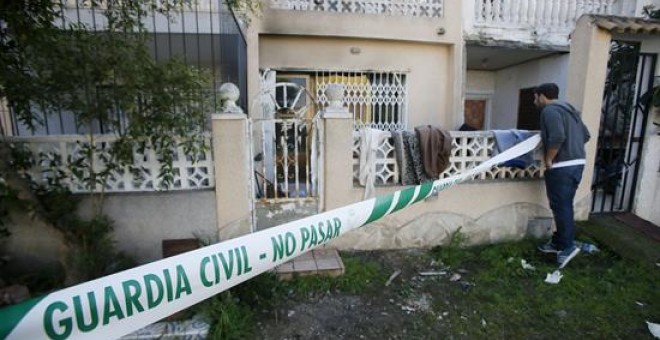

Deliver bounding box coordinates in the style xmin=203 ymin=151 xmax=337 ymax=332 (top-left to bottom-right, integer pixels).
xmin=315 ymin=70 xmax=408 ymax=132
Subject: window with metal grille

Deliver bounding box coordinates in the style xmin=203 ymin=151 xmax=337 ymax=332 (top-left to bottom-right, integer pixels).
xmin=314 ymin=71 xmax=408 ymax=131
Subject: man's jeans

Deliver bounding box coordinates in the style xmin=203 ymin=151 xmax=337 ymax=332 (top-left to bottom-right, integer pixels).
xmin=544 ymin=165 xmax=584 ymax=250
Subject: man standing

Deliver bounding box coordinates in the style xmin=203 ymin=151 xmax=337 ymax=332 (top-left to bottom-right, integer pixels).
xmin=534 ymin=83 xmax=590 ymax=268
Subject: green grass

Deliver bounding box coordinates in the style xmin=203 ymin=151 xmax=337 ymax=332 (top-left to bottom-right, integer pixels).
xmin=429 ymin=239 xmax=660 ymax=338
xmin=198 ymin=234 xmax=659 ymax=339
xmin=197 ymin=292 xmax=254 ymax=340
xmin=196 ymin=253 xmax=387 ymax=339
xmin=279 ymin=255 xmax=387 ymax=297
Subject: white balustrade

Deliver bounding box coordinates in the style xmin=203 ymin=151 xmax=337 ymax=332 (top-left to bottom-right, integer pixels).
xmin=473 ymin=0 xmax=614 ymax=29
xmin=270 ymin=0 xmax=444 ymax=18
xmin=4 ymin=135 xmax=214 ymax=193
xmin=352 ymin=130 xmax=543 ymax=186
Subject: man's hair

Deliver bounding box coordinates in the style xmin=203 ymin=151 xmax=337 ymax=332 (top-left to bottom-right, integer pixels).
xmin=534 ymin=83 xmax=559 ymax=100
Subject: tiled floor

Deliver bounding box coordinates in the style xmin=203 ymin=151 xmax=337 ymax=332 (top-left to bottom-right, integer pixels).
xmin=275 ymin=248 xmax=344 ymax=280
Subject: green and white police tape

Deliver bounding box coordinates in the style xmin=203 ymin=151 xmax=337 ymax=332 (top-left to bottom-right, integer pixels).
xmin=0 ymin=134 xmax=541 ymax=340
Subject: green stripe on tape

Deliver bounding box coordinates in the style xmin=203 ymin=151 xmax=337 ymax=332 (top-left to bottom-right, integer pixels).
xmin=390 ymin=186 xmax=416 ymax=214
xmin=413 ymin=182 xmax=434 ymax=203
xmin=364 ymin=193 xmax=394 ymax=225
xmin=0 ymin=295 xmax=45 ymax=339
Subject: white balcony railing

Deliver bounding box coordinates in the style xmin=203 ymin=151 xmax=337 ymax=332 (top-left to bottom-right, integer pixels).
xmin=4 ymin=135 xmax=214 ymax=193
xmin=270 ymin=0 xmax=444 ymax=18
xmin=353 ymin=131 xmax=543 ymax=186
xmin=472 ymin=0 xmax=614 ymax=29
xmin=464 ymin=0 xmax=620 ymax=45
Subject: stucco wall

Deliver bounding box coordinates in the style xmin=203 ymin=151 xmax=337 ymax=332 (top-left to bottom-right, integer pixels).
xmin=2 ymin=190 xmax=218 ymax=276
xmin=328 ymin=180 xmax=552 ymax=250
xmin=79 ymin=190 xmax=218 ymax=264
xmin=259 ymin=36 xmax=456 ymax=129
xmin=634 ymin=131 xmax=660 ymax=225
xmin=3 ymin=212 xmax=66 ymax=276
xmin=632 ymin=36 xmax=660 ymax=225
xmin=466 ymin=70 xmax=496 ymax=94
xmin=491 ymin=54 xmax=570 ymax=129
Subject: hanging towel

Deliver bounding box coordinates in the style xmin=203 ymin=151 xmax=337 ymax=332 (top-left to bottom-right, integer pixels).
xmin=415 ymin=125 xmax=453 ymax=179
xmin=492 ymin=129 xmax=536 ymax=168
xmin=392 ymin=131 xmax=414 ymax=185
xmin=359 ymin=127 xmax=388 ymax=199
xmin=404 ymin=131 xmax=431 ymax=184
xmin=399 ymin=131 xmax=418 ymax=185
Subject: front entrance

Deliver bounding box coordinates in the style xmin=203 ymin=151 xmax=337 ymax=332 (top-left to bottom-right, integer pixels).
xmin=591 ymin=41 xmax=657 ymax=213
xmin=253 ymin=71 xmax=320 ymax=230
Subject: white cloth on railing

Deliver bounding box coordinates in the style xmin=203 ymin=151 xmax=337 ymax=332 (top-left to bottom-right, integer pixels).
xmin=359 ymin=127 xmax=389 ymax=199
xmin=492 ymin=129 xmax=536 ymax=169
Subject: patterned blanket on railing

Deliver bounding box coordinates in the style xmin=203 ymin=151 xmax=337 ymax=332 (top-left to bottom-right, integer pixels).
xmin=393 ymin=130 xmax=430 ymax=185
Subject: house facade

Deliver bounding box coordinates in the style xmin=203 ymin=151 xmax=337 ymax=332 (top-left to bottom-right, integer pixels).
xmin=2 ymin=0 xmax=659 ymax=269
xmin=239 ymin=0 xmax=660 ymax=250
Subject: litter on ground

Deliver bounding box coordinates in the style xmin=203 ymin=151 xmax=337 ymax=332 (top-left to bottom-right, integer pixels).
xmin=521 ymin=259 xmax=536 ymax=270
xmin=544 ymin=270 xmax=563 ymax=284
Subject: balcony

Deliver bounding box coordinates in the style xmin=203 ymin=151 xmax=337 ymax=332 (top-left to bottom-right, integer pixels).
xmin=464 ymin=0 xmax=627 ymax=47
xmin=268 ymin=0 xmax=445 ymax=18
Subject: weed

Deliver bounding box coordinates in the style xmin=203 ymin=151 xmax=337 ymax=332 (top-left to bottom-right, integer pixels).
xmin=430 ymin=227 xmax=474 ymax=267
xmin=281 ymin=253 xmax=387 ymax=298
xmin=198 ymin=292 xmax=254 ymax=340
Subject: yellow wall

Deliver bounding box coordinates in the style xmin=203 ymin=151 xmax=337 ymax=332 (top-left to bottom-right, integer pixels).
xmin=259 ymin=36 xmax=456 ymax=129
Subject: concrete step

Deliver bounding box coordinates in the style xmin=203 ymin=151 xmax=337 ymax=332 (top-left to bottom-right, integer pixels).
xmin=275 ymin=248 xmax=345 ymax=280
xmin=579 ymin=214 xmax=660 ymax=264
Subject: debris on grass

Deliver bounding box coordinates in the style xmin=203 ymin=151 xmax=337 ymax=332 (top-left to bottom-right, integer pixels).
xmin=449 ymin=273 xmax=461 ymax=282
xmin=521 ymin=259 xmax=536 ymax=271
xmin=419 ymin=271 xmax=447 ymax=276
xmin=385 ymin=270 xmax=401 ymax=287
xmin=544 ymin=270 xmax=563 ymax=284
xmin=554 ymin=310 xmax=568 ymax=318
xmin=459 ymin=281 xmax=473 ymax=291
xmin=576 ymin=241 xmax=600 ymax=254
xmin=401 ymin=294 xmax=432 ymax=313
xmin=646 ymin=321 xmax=660 ymax=338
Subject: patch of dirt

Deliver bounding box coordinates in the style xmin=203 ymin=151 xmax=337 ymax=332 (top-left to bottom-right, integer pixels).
xmin=254 ymin=250 xmax=472 ymax=339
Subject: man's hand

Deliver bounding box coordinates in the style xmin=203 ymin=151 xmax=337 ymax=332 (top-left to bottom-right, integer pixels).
xmin=545 ymin=147 xmax=559 ymax=169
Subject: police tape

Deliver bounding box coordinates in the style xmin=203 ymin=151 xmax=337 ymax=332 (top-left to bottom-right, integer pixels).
xmin=0 ymin=134 xmax=541 ymax=340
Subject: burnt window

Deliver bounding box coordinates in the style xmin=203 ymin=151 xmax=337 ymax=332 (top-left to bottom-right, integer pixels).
xmin=517 ymin=87 xmax=540 ymax=130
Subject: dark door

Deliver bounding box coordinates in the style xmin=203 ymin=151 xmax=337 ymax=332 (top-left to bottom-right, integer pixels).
xmin=517 ymin=87 xmax=540 ymax=130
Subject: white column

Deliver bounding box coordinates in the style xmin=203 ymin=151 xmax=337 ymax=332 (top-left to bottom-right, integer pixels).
xmin=212 ymin=83 xmax=254 ymax=240
xmin=566 ymin=16 xmax=612 ymax=220
xmin=322 ymin=84 xmax=354 ymax=212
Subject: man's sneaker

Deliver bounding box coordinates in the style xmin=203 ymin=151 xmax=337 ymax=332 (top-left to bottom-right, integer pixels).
xmin=557 ymin=245 xmax=580 ymax=269
xmin=537 ymin=240 xmax=560 ymax=254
